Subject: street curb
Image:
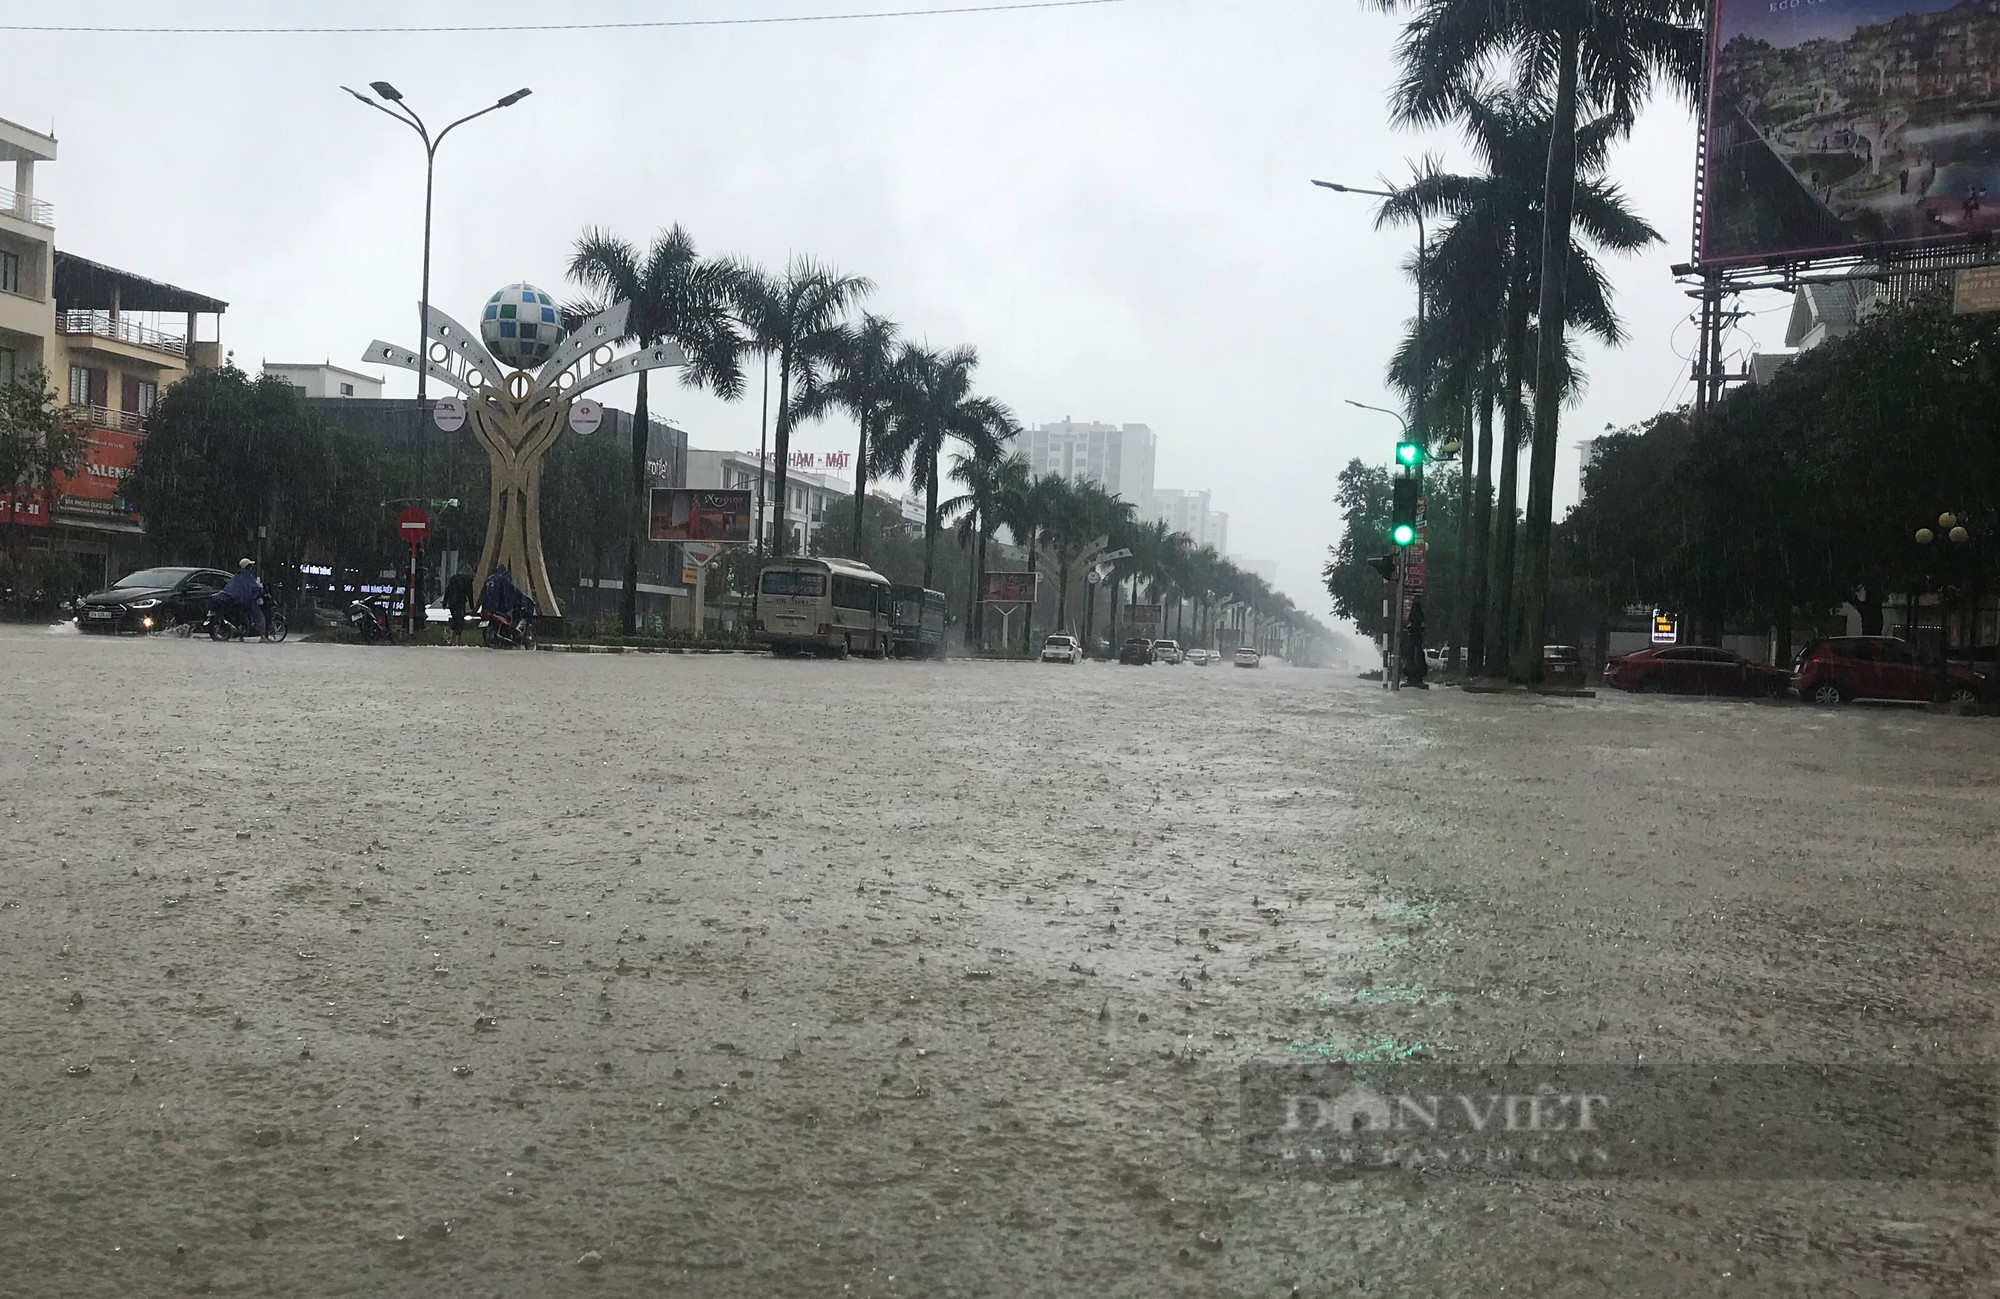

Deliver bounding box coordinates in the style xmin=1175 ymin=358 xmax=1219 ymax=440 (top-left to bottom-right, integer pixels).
xmin=534 ymin=644 xmax=763 ymax=655
xmin=1461 ymin=682 xmax=1597 ymax=698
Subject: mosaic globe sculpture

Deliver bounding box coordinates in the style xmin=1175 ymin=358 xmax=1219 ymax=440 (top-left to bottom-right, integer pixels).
xmin=365 ymin=289 xmax=689 ymax=618
xmin=480 ymin=282 xmax=567 ymax=370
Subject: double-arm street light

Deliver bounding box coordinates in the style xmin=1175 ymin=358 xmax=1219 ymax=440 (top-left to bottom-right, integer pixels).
xmin=343 ymin=80 xmax=531 ymax=629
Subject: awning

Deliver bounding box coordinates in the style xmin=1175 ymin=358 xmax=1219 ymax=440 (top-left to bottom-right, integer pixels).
xmin=54 ymin=251 xmax=228 ymax=315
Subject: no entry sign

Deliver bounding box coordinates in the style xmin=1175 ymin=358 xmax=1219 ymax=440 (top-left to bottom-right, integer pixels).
xmin=397 ymin=506 xmax=431 ymax=544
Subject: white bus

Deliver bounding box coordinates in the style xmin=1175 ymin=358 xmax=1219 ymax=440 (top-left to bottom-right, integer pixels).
xmin=755 ymin=557 xmax=893 ymax=658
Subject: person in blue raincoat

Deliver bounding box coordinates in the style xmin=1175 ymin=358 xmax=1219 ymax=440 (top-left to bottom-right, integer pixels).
xmin=478 ymin=563 xmax=533 ymax=623
xmin=211 ymin=558 xmax=265 ymax=633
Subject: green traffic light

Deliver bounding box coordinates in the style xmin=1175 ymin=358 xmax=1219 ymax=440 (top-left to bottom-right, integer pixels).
xmin=1391 ymin=523 xmax=1417 ymax=546
xmin=1395 ymin=441 xmax=1423 ymax=467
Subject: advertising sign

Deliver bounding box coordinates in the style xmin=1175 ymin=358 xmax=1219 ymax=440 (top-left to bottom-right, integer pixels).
xmin=1701 ymin=0 xmax=2000 ymax=266
xmin=1128 ymin=603 xmax=1162 ymax=627
xmin=1652 ymin=611 xmax=1679 ymax=645
xmin=1402 ymin=541 xmax=1428 ymax=591
xmin=982 ymin=571 xmax=1038 ymax=604
xmin=52 ymin=428 xmax=140 ymax=525
xmin=433 ymin=397 xmax=466 ymax=432
xmin=568 ymin=397 xmax=603 ymax=435
xmin=649 ymin=489 xmax=753 ymax=543
xmin=0 ymin=492 xmax=50 ymax=528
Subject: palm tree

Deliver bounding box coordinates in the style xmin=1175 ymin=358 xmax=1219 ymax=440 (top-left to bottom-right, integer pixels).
xmin=736 ymin=258 xmax=873 ymax=558
xmin=941 ymin=447 xmax=1026 ymax=646
xmin=1039 ymin=477 xmax=1132 ymax=633
xmin=1377 ymin=88 xmax=1664 ymax=676
xmin=568 ymin=225 xmax=746 ymax=635
xmin=1377 ymin=0 xmax=1701 ymax=678
xmin=805 ymin=313 xmax=903 ymax=560
xmin=871 ymin=344 xmax=1018 ymax=590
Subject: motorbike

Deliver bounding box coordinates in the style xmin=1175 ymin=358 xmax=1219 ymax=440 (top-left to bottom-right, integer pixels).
xmin=206 ymin=592 xmax=289 ymax=643
xmin=480 ymin=603 xmax=538 ymax=650
xmin=346 ymin=595 xmax=396 ymax=644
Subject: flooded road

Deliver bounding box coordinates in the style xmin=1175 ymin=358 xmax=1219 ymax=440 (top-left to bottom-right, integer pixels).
xmin=2 ymin=626 xmax=1995 ymax=1296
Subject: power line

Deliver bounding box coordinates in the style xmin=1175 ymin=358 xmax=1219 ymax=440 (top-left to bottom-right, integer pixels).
xmin=0 ymin=0 xmax=1128 ymax=35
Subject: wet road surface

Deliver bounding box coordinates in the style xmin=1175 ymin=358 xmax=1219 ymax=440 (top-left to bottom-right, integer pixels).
xmin=1 ymin=626 xmax=1995 ymax=1296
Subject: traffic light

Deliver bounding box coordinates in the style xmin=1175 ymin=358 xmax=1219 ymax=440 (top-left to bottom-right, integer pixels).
xmin=1390 ymin=476 xmax=1419 ymax=547
xmin=1395 ymin=441 xmax=1424 ymax=469
xmin=1367 ymin=553 xmax=1398 ymax=582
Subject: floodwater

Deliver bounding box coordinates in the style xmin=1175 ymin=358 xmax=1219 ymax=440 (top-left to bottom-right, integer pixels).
xmin=1 ymin=627 xmax=1995 ymax=1296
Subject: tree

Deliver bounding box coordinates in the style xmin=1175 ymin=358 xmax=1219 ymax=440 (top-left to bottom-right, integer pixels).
xmin=870 ymin=344 xmax=1016 ymax=590
xmin=807 ymin=313 xmax=903 ymax=560
xmin=737 ymin=258 xmax=872 ymax=558
xmin=568 ymin=225 xmax=746 ymax=634
xmin=0 ymin=367 xmax=83 ymax=570
xmin=1374 ymin=0 xmax=1702 ymax=679
xmin=1043 ymin=477 xmax=1131 ymax=632
xmin=941 ymin=447 xmax=1025 ymax=645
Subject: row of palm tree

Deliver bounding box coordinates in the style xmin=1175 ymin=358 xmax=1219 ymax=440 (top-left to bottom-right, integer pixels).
xmin=565 ymin=228 xmax=1013 ymax=634
xmin=568 ymin=223 xmax=1336 ymax=656
xmin=1367 ymin=0 xmax=1702 ymax=680
xmin=938 ymin=452 xmax=1329 ymax=656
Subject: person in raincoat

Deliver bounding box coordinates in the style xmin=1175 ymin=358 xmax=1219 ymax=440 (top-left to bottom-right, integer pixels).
xmin=478 ymin=564 xmax=533 ymax=624
xmin=211 ymin=558 xmax=265 ymax=634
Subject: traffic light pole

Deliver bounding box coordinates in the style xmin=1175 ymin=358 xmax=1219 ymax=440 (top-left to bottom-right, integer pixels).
xmin=1388 ymin=559 xmax=1405 ymax=690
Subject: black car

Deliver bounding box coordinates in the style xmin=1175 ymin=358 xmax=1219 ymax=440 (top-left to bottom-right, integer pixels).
xmin=77 ymin=566 xmax=231 ymax=634
xmin=1118 ymin=636 xmax=1154 ymax=666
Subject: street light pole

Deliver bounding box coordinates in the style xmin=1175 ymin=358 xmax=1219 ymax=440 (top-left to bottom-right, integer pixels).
xmin=1346 ymin=399 xmax=1411 ymax=691
xmin=1318 ymin=179 xmax=1428 ymax=691
xmin=343 ymin=81 xmax=531 ymax=631
xmin=1916 ymin=512 xmax=1973 ymax=704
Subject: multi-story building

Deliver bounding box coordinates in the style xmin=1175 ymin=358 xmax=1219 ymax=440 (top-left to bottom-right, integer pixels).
xmin=1011 ymin=418 xmax=1155 ymax=517
xmin=1154 ymin=488 xmax=1210 ymax=547
xmin=0 ymin=114 xmax=229 ymax=585
xmin=1207 ymin=510 xmax=1229 ymax=557
xmin=684 ymin=448 xmax=854 ymax=557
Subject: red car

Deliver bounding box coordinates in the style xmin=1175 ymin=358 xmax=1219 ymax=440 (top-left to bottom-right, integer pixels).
xmin=1794 ymin=636 xmax=1986 ymax=707
xmin=1604 ymin=645 xmax=1791 ymax=697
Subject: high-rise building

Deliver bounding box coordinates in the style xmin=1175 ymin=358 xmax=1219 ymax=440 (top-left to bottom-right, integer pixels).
xmin=1154 ymin=488 xmax=1211 ymax=546
xmin=1012 ymin=418 xmax=1155 ymax=516
xmin=1206 ymin=510 xmax=1228 ymax=557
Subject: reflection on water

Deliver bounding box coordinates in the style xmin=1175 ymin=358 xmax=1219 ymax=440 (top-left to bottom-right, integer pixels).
xmin=1930 ymin=159 xmax=2000 ymax=198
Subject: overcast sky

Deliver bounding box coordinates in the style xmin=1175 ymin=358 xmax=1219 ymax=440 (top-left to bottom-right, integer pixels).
xmin=7 ymin=0 xmax=1792 ymax=622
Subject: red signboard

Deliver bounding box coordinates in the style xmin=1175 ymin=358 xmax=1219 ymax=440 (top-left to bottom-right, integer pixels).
xmin=1128 ymin=603 xmax=1162 ymax=627
xmin=52 ymin=427 xmax=140 ymax=525
xmin=0 ymin=492 xmax=51 ymax=528
xmin=1402 ymin=542 xmax=1428 ymax=591
xmin=397 ymin=506 xmax=431 ymax=543
xmin=650 ymin=489 xmax=754 ymax=543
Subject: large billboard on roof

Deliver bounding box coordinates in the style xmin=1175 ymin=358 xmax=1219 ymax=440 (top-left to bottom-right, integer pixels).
xmin=1701 ymin=0 xmax=2000 ymax=266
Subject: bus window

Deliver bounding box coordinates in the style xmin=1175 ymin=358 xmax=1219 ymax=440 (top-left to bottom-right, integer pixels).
xmin=762 ymin=570 xmax=825 ymax=597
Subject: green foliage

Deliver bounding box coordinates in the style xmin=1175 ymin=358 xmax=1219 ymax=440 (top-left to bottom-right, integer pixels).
xmin=0 ymin=367 xmax=83 ymax=563
xmin=1561 ymin=295 xmax=2000 ymax=644
xmin=1324 ymin=459 xmax=1465 ymax=641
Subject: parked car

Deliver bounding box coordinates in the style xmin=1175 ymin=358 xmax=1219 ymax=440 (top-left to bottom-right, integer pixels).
xmin=77 ymin=566 xmax=231 ymax=634
xmin=1152 ymin=638 xmax=1183 ymax=665
xmin=1424 ymin=646 xmax=1445 ymax=673
xmin=1604 ymin=645 xmax=1791 ymax=697
xmin=1540 ymin=644 xmax=1587 ymax=687
xmin=1794 ymin=636 xmax=1986 ymax=706
xmin=1233 ymin=646 xmax=1261 ymax=668
xmin=1118 ymin=637 xmax=1155 ymax=665
xmin=1040 ymin=633 xmax=1083 ymax=664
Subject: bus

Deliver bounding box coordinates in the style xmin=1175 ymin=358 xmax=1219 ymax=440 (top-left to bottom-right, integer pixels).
xmin=890 ymin=584 xmax=948 ymax=659
xmin=755 ymin=557 xmax=892 ymax=658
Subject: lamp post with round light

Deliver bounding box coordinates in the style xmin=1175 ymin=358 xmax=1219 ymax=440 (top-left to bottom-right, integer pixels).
xmin=1915 ymin=511 xmax=1972 ymax=704
xmin=343 ymin=80 xmax=531 ymax=630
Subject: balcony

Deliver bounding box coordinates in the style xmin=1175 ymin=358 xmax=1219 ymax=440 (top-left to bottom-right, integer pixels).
xmin=57 ymin=309 xmax=186 ymax=358
xmin=0 ymin=186 xmax=53 ymax=227
xmin=72 ymin=403 xmax=147 ymax=433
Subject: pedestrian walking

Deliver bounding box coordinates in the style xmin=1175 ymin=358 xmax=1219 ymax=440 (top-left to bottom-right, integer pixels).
xmin=444 ymin=569 xmax=474 ymax=645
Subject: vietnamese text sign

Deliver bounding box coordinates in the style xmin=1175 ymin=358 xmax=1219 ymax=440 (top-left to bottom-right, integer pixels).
xmin=1701 ymin=0 xmax=2000 ymax=266
xmin=1955 ymin=265 xmax=2000 ymax=314
xmin=1652 ymin=612 xmax=1678 ymax=645
xmin=650 ymin=489 xmax=753 ymax=543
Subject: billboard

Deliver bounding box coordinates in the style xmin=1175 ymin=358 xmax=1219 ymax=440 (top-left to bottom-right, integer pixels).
xmin=982 ymin=571 xmax=1038 ymax=603
xmin=649 ymin=489 xmax=752 ymax=543
xmin=53 ymin=428 xmax=140 ymax=525
xmin=1128 ymin=603 xmax=1162 ymax=627
xmin=1701 ymin=0 xmax=2000 ymax=266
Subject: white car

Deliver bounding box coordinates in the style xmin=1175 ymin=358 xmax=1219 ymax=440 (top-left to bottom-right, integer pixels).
xmin=1185 ymin=648 xmax=1213 ymax=666
xmin=1233 ymin=646 xmax=1261 ymax=668
xmin=1040 ymin=633 xmax=1083 ymax=664
xmin=1152 ymin=639 xmax=1183 ymax=665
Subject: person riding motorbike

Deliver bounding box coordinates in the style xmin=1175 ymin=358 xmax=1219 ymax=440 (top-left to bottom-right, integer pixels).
xmin=210 ymin=559 xmax=266 ymax=635
xmin=478 ymin=564 xmax=535 ymax=632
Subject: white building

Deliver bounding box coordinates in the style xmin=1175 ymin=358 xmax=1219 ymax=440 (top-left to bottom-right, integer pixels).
xmin=264 ymin=361 xmax=384 ymax=400
xmin=1012 ymin=418 xmax=1155 ymax=517
xmin=1207 ymin=510 xmax=1229 ymax=556
xmin=1155 ymin=488 xmax=1211 ymax=546
xmin=685 ymin=448 xmax=853 ymax=557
